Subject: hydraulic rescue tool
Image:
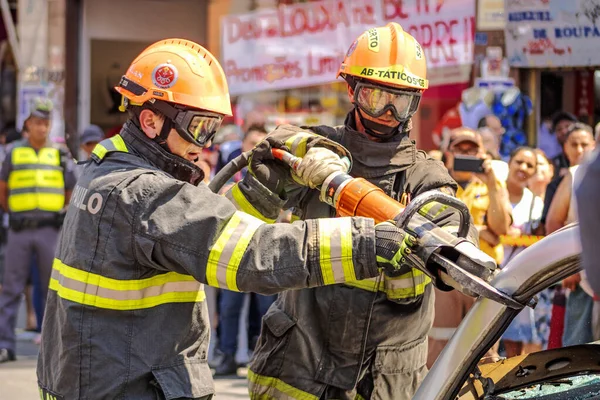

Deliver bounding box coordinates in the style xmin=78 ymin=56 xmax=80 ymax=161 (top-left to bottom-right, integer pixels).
xmin=209 ymin=147 xmax=526 ymax=310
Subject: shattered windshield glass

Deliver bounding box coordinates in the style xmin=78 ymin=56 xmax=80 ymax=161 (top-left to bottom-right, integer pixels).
xmin=492 ymin=374 xmax=600 ymax=399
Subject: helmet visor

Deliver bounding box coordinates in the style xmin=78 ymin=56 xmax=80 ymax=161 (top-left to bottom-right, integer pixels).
xmin=355 ymin=82 xmax=421 ymax=122
xmin=175 ymin=110 xmax=223 ymax=147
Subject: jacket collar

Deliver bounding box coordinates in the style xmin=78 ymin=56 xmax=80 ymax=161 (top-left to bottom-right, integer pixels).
xmin=340 ymin=111 xmax=417 ymax=178
xmin=119 ymin=121 xmax=205 ymax=186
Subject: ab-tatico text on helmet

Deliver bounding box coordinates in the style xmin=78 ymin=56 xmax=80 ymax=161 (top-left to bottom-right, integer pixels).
xmin=115 ymin=38 xmax=233 ymax=151
xmin=337 ymin=22 xmax=428 ymax=140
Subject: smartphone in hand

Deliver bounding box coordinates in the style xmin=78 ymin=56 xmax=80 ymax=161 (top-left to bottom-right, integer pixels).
xmin=453 ymin=155 xmax=485 ymax=173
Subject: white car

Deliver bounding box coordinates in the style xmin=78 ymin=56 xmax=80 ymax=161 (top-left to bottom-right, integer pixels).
xmin=415 ymin=224 xmax=588 ymax=400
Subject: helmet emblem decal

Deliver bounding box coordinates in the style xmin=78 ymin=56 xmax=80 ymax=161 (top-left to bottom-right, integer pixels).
xmin=152 ymin=63 xmax=178 ymax=89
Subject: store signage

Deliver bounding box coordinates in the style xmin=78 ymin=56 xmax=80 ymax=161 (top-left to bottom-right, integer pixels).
xmin=221 ymin=0 xmax=476 ymax=95
xmin=476 ymin=0 xmax=505 ymax=30
xmin=506 ymin=0 xmax=600 ymax=67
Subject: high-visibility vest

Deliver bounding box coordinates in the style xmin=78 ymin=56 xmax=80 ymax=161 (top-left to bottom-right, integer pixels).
xmin=7 ymin=146 xmax=65 ymax=212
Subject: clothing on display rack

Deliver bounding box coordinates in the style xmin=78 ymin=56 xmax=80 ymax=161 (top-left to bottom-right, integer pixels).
xmin=492 ymin=88 xmax=533 ymax=158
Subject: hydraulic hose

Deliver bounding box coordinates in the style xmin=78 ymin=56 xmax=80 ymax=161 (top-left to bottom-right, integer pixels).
xmin=207 ymin=150 xmax=252 ymax=193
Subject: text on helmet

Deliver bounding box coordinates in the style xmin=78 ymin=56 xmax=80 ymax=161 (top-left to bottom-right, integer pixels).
xmin=367 ymin=28 xmax=380 ymax=53
xmin=350 ymin=65 xmax=427 ymax=88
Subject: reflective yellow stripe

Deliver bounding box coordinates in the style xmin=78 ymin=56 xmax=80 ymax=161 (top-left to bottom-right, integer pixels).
xmin=384 ymin=269 xmax=431 ymax=299
xmin=8 ymin=147 xmax=65 ymax=212
xmin=318 ymin=217 xmax=355 ymax=285
xmin=92 ymin=135 xmax=129 ymax=160
xmin=284 ymin=132 xmax=312 ymax=157
xmin=110 ymin=134 xmax=128 ymax=152
xmin=93 ymin=144 xmax=108 ymax=159
xmin=49 ymin=259 xmax=205 ymax=310
xmin=227 ymin=184 xmax=276 ymax=223
xmin=418 ymin=202 xmax=448 ymax=220
xmin=344 ymin=270 xmax=431 ymax=299
xmin=248 ymin=370 xmax=319 ymax=400
xmin=206 ymin=211 xmax=264 ymax=291
xmin=9 ymin=170 xmax=64 ymax=189
xmin=340 ymin=222 xmax=356 ymax=282
xmin=344 ymin=275 xmax=381 ymax=291
xmin=9 ymin=193 xmax=64 ymax=212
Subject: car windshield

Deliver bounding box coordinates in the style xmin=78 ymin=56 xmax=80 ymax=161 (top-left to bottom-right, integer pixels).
xmin=493 ymin=374 xmax=600 ymax=399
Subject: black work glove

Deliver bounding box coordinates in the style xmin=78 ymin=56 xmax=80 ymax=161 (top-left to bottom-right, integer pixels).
xmin=248 ymin=139 xmax=291 ymax=196
xmin=375 ymin=221 xmax=418 ymax=276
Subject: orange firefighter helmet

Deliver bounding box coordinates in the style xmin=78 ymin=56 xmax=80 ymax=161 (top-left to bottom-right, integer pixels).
xmin=115 ymin=39 xmax=232 ymax=147
xmin=116 ymin=38 xmax=232 ymax=116
xmin=338 ymin=22 xmax=428 ymax=91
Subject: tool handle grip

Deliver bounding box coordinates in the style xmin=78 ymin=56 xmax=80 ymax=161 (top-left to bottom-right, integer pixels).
xmin=271 ymin=148 xmax=301 ymax=170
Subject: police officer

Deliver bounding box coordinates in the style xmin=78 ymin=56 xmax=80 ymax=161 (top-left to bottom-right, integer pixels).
xmin=36 ymin=39 xmax=415 ymax=400
xmin=242 ymin=23 xmax=479 ymax=399
xmin=0 ymin=98 xmax=76 ymax=363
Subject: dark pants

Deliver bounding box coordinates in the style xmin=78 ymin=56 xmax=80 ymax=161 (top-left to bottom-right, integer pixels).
xmin=218 ymin=291 xmax=276 ymax=356
xmin=0 ymin=227 xmax=58 ymax=351
xmin=30 ymin=254 xmax=45 ymax=331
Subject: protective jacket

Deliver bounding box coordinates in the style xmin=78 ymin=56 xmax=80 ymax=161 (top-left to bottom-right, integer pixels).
xmin=36 ymin=121 xmax=381 ymax=400
xmin=246 ymin=113 xmax=478 ymax=399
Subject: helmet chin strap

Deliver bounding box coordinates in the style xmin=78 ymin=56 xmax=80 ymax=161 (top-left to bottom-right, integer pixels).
xmin=355 ymin=106 xmax=408 ymax=142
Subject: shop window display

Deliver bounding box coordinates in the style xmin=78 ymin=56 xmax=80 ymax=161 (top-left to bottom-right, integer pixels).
xmin=234 ymin=81 xmax=352 ymax=131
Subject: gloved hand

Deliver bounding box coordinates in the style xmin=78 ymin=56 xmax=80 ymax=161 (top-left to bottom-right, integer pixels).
xmin=293 ymin=147 xmax=349 ymax=189
xmin=248 ymin=139 xmax=291 ymax=196
xmin=375 ymin=221 xmax=418 ymax=275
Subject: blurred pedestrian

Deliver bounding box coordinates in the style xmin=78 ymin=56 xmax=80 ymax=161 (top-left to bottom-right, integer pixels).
xmin=546 ymin=123 xmax=596 ymax=348
xmin=80 ymin=125 xmax=105 ymax=159
xmin=529 ymin=149 xmax=554 ymax=201
xmin=0 ymin=98 xmax=76 ymax=363
xmin=542 ymin=121 xmax=595 ymax=233
xmin=549 ymin=111 xmax=578 ymax=178
xmin=500 ymin=147 xmax=544 ymax=356
xmin=443 ymin=128 xmax=511 ymax=265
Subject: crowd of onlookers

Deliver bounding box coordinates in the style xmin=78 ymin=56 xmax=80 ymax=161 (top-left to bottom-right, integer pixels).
xmin=426 ymin=111 xmax=600 ymax=366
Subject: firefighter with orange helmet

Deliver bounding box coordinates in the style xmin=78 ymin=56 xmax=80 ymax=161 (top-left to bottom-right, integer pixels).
xmin=244 ymin=22 xmax=478 ymax=399
xmin=36 ymin=39 xmax=415 ymax=399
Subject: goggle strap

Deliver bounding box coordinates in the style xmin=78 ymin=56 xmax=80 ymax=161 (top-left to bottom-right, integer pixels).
xmin=119 ymin=76 xmax=147 ymax=97
xmin=158 ymin=117 xmax=172 ymax=142
xmin=146 ymin=98 xmax=179 ymax=121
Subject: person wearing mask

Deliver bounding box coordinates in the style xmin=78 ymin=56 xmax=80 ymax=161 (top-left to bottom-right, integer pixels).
xmin=79 ymin=124 xmax=106 ymax=159
xmin=35 ymin=38 xmax=414 ymax=399
xmin=245 ymin=23 xmax=478 ymax=399
xmin=0 ymin=98 xmax=77 ymax=363
xmin=500 ymin=147 xmax=545 ymax=356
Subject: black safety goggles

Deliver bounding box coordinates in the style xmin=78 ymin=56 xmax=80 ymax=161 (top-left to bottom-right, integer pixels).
xmin=119 ymin=76 xmax=223 ymax=147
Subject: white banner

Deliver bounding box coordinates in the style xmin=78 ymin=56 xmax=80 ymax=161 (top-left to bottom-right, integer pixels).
xmin=506 ymin=0 xmax=600 ymax=68
xmin=221 ymin=0 xmax=475 ymax=95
